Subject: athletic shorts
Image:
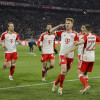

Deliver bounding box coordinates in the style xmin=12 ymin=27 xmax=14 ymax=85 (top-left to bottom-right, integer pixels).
xmin=41 ymin=53 xmax=55 ymax=62
xmin=78 ymin=60 xmax=94 ymax=72
xmin=59 ymin=55 xmax=74 ymax=69
xmin=5 ymin=52 xmax=18 ymax=62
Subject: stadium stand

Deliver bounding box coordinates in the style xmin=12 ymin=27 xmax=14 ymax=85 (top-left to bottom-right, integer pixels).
xmin=0 ymin=0 xmax=100 ymax=39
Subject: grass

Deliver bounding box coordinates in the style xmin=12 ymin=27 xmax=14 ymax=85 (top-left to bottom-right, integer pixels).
xmin=0 ymin=45 xmax=100 ymax=100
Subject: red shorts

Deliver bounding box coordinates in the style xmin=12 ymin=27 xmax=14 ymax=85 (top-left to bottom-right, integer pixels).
xmin=5 ymin=52 xmax=18 ymax=62
xmin=78 ymin=60 xmax=94 ymax=72
xmin=59 ymin=55 xmax=74 ymax=69
xmin=41 ymin=53 xmax=55 ymax=62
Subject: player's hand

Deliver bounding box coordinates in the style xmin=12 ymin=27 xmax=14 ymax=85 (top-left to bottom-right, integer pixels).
xmin=2 ymin=45 xmax=7 ymax=51
xmin=39 ymin=46 xmax=42 ymax=51
xmin=2 ymin=44 xmax=6 ymax=48
xmin=54 ymin=49 xmax=58 ymax=54
xmin=74 ymin=41 xmax=79 ymax=46
xmin=64 ymin=52 xmax=69 ymax=58
xmin=58 ymin=24 xmax=65 ymax=28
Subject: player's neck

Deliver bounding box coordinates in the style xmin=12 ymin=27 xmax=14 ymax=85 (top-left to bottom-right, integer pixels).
xmin=8 ymin=30 xmax=13 ymax=34
xmin=66 ymin=29 xmax=72 ymax=33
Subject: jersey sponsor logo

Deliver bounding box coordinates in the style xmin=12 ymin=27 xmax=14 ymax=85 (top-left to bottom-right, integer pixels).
xmin=65 ymin=38 xmax=70 ymax=44
xmin=48 ymin=40 xmax=52 ymax=44
xmin=70 ymin=35 xmax=74 ymax=38
xmin=10 ymin=39 xmax=13 ymax=43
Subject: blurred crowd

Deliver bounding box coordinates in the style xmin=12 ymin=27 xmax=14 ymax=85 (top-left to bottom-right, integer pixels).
xmin=0 ymin=7 xmax=100 ymax=39
xmin=1 ymin=0 xmax=100 ymax=9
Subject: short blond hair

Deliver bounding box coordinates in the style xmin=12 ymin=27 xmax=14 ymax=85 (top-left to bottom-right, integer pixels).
xmin=65 ymin=18 xmax=74 ymax=23
xmin=7 ymin=22 xmax=14 ymax=28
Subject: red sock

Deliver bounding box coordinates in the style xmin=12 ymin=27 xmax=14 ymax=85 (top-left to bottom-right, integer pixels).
xmin=59 ymin=74 xmax=65 ymax=88
xmin=42 ymin=70 xmax=45 ymax=78
xmin=55 ymin=73 xmax=61 ymax=85
xmin=85 ymin=78 xmax=88 ymax=83
xmin=10 ymin=66 xmax=15 ymax=76
xmin=80 ymin=76 xmax=88 ymax=87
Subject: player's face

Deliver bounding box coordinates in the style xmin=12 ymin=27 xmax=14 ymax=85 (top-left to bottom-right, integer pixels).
xmin=84 ymin=27 xmax=88 ymax=35
xmin=81 ymin=25 xmax=85 ymax=34
xmin=8 ymin=24 xmax=14 ymax=32
xmin=46 ymin=25 xmax=52 ymax=31
xmin=65 ymin=20 xmax=73 ymax=30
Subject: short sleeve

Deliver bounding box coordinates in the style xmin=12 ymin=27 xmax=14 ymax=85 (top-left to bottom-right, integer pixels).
xmin=16 ymin=34 xmax=19 ymax=40
xmin=1 ymin=33 xmax=5 ymax=40
xmin=39 ymin=33 xmax=45 ymax=42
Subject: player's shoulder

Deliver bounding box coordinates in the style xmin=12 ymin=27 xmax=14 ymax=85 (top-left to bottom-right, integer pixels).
xmin=79 ymin=32 xmax=83 ymax=35
xmin=72 ymin=30 xmax=78 ymax=34
xmin=13 ymin=31 xmax=18 ymax=35
xmin=72 ymin=30 xmax=79 ymax=36
xmin=2 ymin=31 xmax=8 ymax=35
xmin=40 ymin=32 xmax=47 ymax=36
xmin=92 ymin=33 xmax=97 ymax=37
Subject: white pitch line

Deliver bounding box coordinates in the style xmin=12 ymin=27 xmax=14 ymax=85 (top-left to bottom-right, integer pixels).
xmin=0 ymin=76 xmax=100 ymax=90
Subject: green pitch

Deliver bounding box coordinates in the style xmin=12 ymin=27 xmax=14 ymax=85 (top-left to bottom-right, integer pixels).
xmin=0 ymin=45 xmax=100 ymax=100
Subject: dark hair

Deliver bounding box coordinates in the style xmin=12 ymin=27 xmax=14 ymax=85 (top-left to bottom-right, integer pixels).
xmin=85 ymin=24 xmax=92 ymax=31
xmin=7 ymin=22 xmax=14 ymax=28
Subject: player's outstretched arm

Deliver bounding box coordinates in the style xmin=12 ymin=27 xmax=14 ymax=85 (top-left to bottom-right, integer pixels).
xmin=64 ymin=45 xmax=78 ymax=58
xmin=49 ymin=24 xmax=65 ymax=33
xmin=74 ymin=40 xmax=84 ymax=46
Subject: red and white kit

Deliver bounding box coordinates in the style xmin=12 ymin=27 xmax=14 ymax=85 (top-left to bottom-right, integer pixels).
xmin=1 ymin=31 xmax=19 ymax=62
xmin=56 ymin=30 xmax=79 ymax=69
xmin=78 ymin=33 xmax=100 ymax=72
xmin=38 ymin=32 xmax=56 ymax=62
xmin=78 ymin=32 xmax=84 ymax=61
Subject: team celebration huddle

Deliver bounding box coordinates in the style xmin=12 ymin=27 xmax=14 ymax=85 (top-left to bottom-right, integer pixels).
xmin=0 ymin=18 xmax=100 ymax=95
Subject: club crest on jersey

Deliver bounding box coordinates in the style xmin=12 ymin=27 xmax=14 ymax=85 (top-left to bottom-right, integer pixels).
xmin=70 ymin=35 xmax=74 ymax=38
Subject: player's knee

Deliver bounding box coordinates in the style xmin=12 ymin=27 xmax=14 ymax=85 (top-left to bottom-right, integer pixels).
xmin=61 ymin=71 xmax=66 ymax=75
xmin=43 ymin=67 xmax=46 ymax=70
xmin=11 ymin=64 xmax=15 ymax=66
xmin=6 ymin=65 xmax=11 ymax=68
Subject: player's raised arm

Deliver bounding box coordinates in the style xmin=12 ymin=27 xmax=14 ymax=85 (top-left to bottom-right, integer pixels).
xmin=49 ymin=24 xmax=65 ymax=33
